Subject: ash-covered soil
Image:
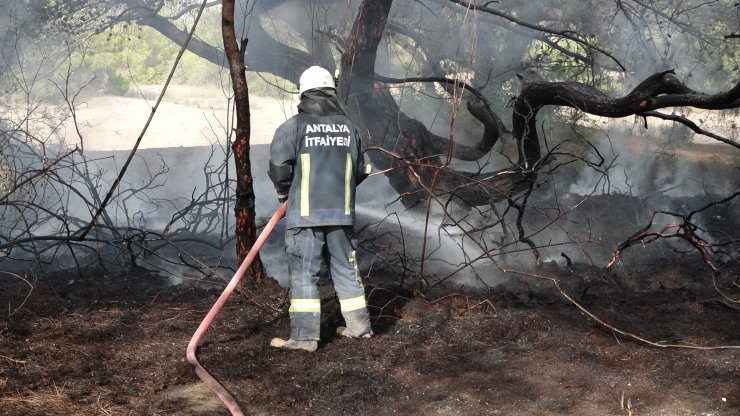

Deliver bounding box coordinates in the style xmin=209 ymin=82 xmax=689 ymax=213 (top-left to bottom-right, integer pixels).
xmin=1 ymin=257 xmax=738 ymax=416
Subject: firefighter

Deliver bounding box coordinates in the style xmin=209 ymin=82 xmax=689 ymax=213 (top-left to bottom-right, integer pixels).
xmin=268 ymin=65 xmax=373 ymax=352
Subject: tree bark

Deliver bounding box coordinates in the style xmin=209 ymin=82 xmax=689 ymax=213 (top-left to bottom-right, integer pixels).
xmin=339 ymin=0 xmax=428 ymax=207
xmin=132 ymin=1 xmax=740 ymax=211
xmin=338 ymin=0 xmax=529 ymax=208
xmin=222 ymin=0 xmax=265 ymax=282
xmin=513 ymin=70 xmax=740 ymax=167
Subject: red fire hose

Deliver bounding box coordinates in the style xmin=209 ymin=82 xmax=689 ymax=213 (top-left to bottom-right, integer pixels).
xmin=186 ymin=202 xmax=286 ymax=416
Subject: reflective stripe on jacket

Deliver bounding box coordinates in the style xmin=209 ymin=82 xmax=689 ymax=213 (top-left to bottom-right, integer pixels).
xmin=269 ymin=112 xmax=367 ymax=228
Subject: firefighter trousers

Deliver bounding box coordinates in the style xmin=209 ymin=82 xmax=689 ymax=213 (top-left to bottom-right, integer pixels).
xmin=285 ymin=225 xmax=371 ymax=341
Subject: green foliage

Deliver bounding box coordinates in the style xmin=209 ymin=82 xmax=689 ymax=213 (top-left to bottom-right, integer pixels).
xmin=106 ymin=71 xmax=131 ymax=95
xmin=246 ymin=72 xmax=295 ymax=99
xmin=172 ymin=52 xmax=222 ymax=86
xmin=523 ymin=36 xmax=596 ymax=84
xmin=387 ymin=33 xmax=425 ymax=76
xmin=75 ymin=24 xmax=180 ymax=93
xmin=66 ymin=5 xmax=225 ymax=94
xmin=63 ymin=6 xmax=285 ymax=99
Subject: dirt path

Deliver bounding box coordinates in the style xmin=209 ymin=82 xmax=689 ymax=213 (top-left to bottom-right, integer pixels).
xmin=68 ymin=88 xmax=296 ymax=151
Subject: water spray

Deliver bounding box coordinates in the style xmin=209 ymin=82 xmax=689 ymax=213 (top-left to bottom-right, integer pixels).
xmin=367 ymin=167 xmax=395 ymax=177
xmin=186 ymin=202 xmax=287 ymax=416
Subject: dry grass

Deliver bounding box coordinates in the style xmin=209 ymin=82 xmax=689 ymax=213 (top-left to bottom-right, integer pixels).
xmin=1 ymin=385 xmax=82 ymax=416
xmin=620 ymin=391 xmax=636 ymax=416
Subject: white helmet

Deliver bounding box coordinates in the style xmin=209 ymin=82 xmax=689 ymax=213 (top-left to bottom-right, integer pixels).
xmin=299 ymin=65 xmax=335 ymax=95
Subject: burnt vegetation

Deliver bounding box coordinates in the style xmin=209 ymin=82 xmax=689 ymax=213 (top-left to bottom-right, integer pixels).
xmin=1 ymin=0 xmax=739 ymax=415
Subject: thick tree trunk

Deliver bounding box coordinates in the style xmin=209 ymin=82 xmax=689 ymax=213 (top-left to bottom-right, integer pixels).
xmin=148 ymin=1 xmax=740 ymax=211
xmin=338 ymin=0 xmax=528 ymax=208
xmin=222 ymin=0 xmax=265 ymax=282
xmin=339 ymin=0 xmax=428 ymax=207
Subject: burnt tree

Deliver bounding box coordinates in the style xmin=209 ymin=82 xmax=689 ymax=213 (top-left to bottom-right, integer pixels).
xmin=41 ymin=1 xmax=740 ymax=206
xmin=24 ymin=0 xmax=740 ymax=277
xmin=222 ymin=0 xmax=265 ymax=280
xmin=334 ymin=0 xmax=740 ymax=210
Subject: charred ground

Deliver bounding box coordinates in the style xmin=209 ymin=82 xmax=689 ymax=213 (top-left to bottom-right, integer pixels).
xmin=1 ymin=138 xmax=739 ymax=416
xmin=1 ymin=248 xmax=738 ymax=415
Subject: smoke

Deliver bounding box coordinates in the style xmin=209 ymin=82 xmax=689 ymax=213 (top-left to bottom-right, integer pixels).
xmin=558 ymin=116 xmax=738 ymax=199
xmin=2 ymin=0 xmax=737 ymax=286
xmin=503 ymin=111 xmax=740 ymax=269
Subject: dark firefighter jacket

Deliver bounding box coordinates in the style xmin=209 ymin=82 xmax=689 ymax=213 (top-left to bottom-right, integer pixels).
xmin=268 ymin=88 xmax=370 ymax=228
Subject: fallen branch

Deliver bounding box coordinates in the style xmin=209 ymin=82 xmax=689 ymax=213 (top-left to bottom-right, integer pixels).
xmin=608 ymin=191 xmax=740 ymax=273
xmin=639 ymin=110 xmax=739 ymax=148
xmin=0 ymin=147 xmax=79 ymax=203
xmin=508 ymin=269 xmax=740 ymax=350
xmin=0 ymin=354 xmax=27 ymax=364
xmin=1 ymin=271 xmax=34 ymax=318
